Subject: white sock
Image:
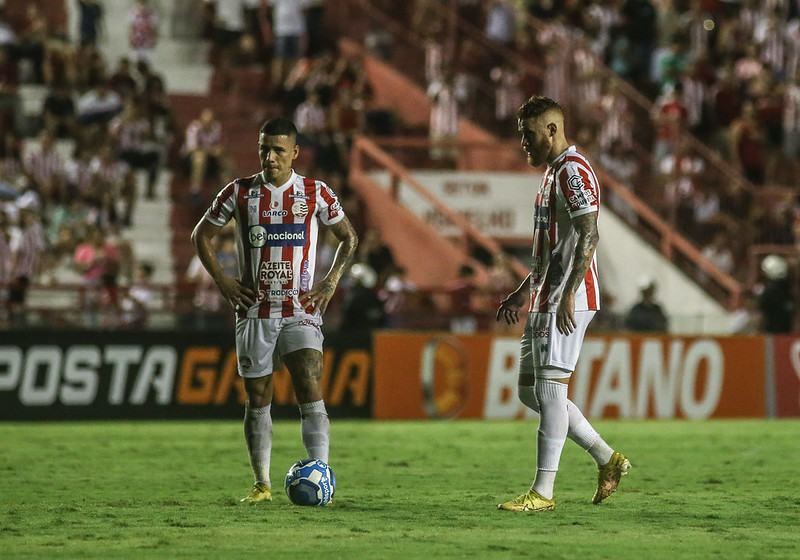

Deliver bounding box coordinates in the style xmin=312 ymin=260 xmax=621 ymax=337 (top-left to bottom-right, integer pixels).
xmin=519 ymin=384 xmax=614 ymax=467
xmin=531 ymin=379 xmax=568 ymax=500
xmin=299 ymin=400 xmax=330 ymax=463
xmin=244 ymin=403 xmax=272 ymax=486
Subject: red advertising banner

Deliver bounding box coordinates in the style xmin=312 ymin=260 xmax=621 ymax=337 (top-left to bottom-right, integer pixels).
xmin=772 ymin=336 xmax=800 ymax=417
xmin=374 ymin=333 xmax=766 ymax=420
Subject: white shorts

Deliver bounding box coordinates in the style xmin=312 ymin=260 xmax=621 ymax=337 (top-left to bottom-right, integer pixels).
xmin=519 ymin=311 xmax=595 ymax=378
xmin=235 ymin=314 xmax=324 ymax=378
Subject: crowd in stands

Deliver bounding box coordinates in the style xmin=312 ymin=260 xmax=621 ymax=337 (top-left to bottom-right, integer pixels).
xmin=0 ymin=1 xmax=795 ymax=333
xmin=0 ymin=0 xmax=172 ymax=328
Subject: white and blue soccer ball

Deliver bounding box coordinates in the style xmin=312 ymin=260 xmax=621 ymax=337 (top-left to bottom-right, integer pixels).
xmin=285 ymin=459 xmax=336 ymax=506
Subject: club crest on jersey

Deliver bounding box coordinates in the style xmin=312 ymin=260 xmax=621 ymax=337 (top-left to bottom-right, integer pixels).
xmin=249 ymin=223 xmax=307 ymax=247
xmin=292 ymin=200 xmax=309 ymax=218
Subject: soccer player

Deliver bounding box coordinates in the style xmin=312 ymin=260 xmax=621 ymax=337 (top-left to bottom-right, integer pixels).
xmin=191 ymin=118 xmax=358 ymax=503
xmin=496 ymin=96 xmax=630 ymax=512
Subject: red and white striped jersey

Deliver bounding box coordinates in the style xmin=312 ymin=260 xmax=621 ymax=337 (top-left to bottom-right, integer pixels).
xmin=204 ymin=170 xmax=344 ymax=318
xmin=528 ymin=146 xmax=601 ymax=314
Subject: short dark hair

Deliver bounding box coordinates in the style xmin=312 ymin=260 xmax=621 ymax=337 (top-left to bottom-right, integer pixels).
xmin=517 ymin=95 xmax=564 ymax=121
xmin=259 ymin=117 xmax=298 ymax=138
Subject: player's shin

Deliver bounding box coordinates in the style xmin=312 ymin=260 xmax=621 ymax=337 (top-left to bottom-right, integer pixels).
xmin=531 ymin=379 xmax=569 ymax=500
xmin=244 ymin=403 xmax=273 ymax=486
xmin=299 ymin=400 xmax=330 ymax=463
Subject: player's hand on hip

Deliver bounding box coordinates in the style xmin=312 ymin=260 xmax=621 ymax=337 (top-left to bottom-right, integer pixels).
xmin=219 ymin=276 xmax=255 ymax=312
xmin=300 ymin=279 xmax=336 ymax=315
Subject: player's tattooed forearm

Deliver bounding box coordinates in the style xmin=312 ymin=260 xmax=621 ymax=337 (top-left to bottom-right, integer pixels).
xmin=565 ymin=213 xmax=599 ymax=293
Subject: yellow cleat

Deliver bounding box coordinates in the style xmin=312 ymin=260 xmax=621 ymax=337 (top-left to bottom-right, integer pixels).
xmin=498 ymin=490 xmax=555 ymax=512
xmin=240 ymin=482 xmax=272 ymax=503
xmin=592 ymin=452 xmax=631 ymax=505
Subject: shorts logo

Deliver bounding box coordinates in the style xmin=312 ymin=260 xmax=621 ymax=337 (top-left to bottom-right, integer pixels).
xmin=239 ymin=356 xmax=253 ymax=369
xmin=248 ymin=223 xmax=307 ymax=247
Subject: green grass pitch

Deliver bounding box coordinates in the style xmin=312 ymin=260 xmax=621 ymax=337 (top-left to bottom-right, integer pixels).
xmin=1 ymin=419 xmax=799 ymax=559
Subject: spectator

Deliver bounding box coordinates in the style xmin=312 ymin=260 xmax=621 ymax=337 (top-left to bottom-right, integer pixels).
xmin=8 ymin=196 xmax=46 ymax=327
xmin=203 ymin=0 xmax=253 ymax=92
xmin=758 ymin=254 xmax=795 ymax=333
xmin=701 ymin=230 xmax=735 ymax=277
xmin=15 ymin=3 xmax=48 ymax=84
xmin=0 ymin=44 xmax=23 ymax=137
xmin=0 ymin=207 xmax=12 ymax=325
xmin=41 ymin=81 xmax=77 ymax=139
xmin=73 ymin=225 xmax=121 ymax=327
xmin=651 ymin=82 xmax=689 ymax=168
xmin=181 ymin=107 xmax=227 ymax=201
xmin=484 ymin=0 xmax=517 ymax=50
xmin=108 ymin=96 xmax=161 ymax=199
xmin=268 ymin=0 xmax=308 ymax=94
xmin=128 ymin=0 xmax=159 ymax=64
xmin=108 ymin=57 xmax=138 ymax=99
xmin=185 ymin=247 xmax=223 ymax=329
xmin=379 ymin=265 xmax=417 ymax=327
xmin=340 ymin=263 xmax=386 ymax=331
xmin=78 ymin=0 xmax=104 ymax=48
xmin=120 ymin=261 xmax=156 ymax=327
xmin=625 ymin=276 xmax=669 ymax=332
xmin=427 ymin=68 xmax=461 ymax=161
xmin=730 ymin=99 xmax=766 ymax=185
xmin=447 ymin=264 xmax=479 ymax=333
xmin=89 ymin=144 xmax=137 ymax=228
xmin=22 ymin=129 xmax=65 ymax=207
xmin=76 ymin=80 xmax=123 ymax=133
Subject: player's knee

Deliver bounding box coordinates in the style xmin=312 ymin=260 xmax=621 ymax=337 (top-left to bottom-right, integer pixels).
xmin=518 ymin=384 xmax=539 ymax=412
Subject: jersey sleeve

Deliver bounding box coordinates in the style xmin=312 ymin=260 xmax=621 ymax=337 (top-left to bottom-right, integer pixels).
xmin=315 ymin=180 xmax=345 ymax=226
xmin=203 ymin=181 xmax=237 ymax=227
xmin=557 ymin=160 xmax=600 ymax=218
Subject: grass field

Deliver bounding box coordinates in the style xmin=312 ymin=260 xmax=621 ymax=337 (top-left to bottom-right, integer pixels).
xmin=2 ymin=418 xmax=799 ymax=559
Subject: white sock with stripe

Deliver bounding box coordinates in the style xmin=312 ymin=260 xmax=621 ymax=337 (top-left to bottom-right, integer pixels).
xmin=244 ymin=403 xmax=272 ymax=486
xmin=531 ymin=379 xmax=569 ymax=500
xmin=299 ymin=400 xmax=330 ymax=463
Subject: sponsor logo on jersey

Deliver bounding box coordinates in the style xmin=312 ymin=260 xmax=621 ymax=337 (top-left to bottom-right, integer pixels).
xmin=248 ymin=223 xmax=307 ymax=247
xmin=266 ymin=288 xmax=299 ymax=301
xmin=262 ymin=210 xmax=289 ymax=217
xmin=567 ymin=175 xmax=596 ymax=206
xmin=534 ymin=206 xmax=550 ymax=229
xmin=328 ymin=200 xmax=341 ymax=219
xmin=259 ymin=260 xmax=293 ymax=283
xmin=244 ymin=192 xmax=265 ymax=199
xmin=289 ymin=192 xmax=310 ymax=200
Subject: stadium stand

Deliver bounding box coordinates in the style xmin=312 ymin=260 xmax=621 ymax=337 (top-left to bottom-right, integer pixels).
xmin=0 ymin=0 xmax=796 ymax=333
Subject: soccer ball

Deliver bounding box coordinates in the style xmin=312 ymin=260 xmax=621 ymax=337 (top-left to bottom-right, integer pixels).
xmin=284 ymin=459 xmax=336 ymax=506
